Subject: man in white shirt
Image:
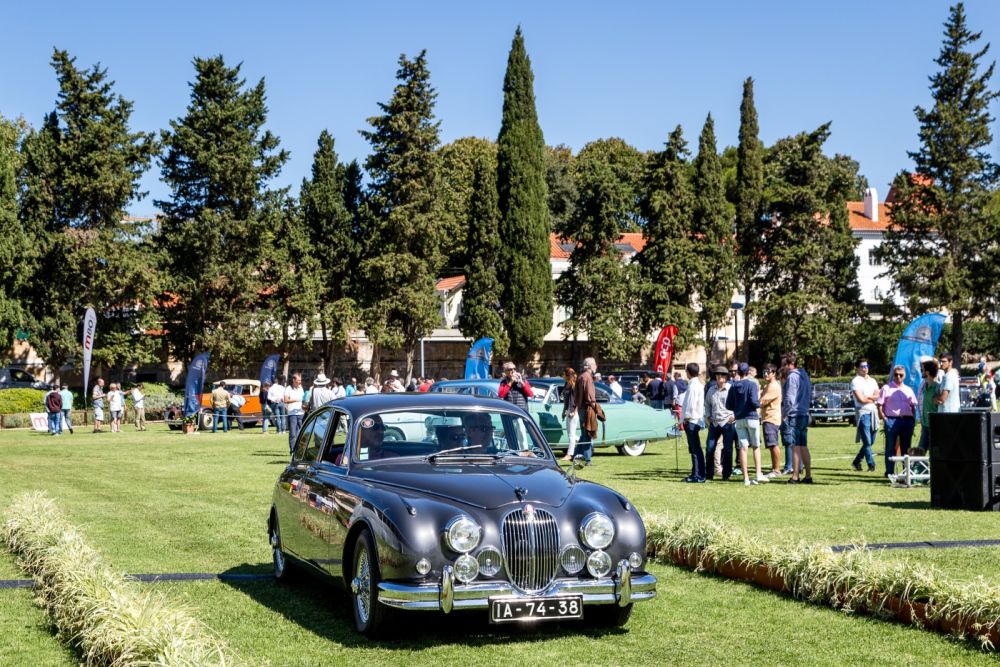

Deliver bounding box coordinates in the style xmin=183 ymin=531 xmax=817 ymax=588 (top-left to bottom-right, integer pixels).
xmin=330 ymin=376 xmax=347 ymax=400
xmin=607 ymin=374 xmax=623 ymax=399
xmin=388 ymin=370 xmax=405 ymax=392
xmin=363 ymin=377 xmax=379 ymax=394
xmin=131 ymin=384 xmax=146 ymax=432
xmin=936 ymin=353 xmax=961 ymax=413
xmin=850 ymin=358 xmax=879 ymax=472
xmin=228 ymin=389 xmax=247 ymax=430
xmin=267 ymin=377 xmax=286 ymax=434
xmin=309 ymin=374 xmax=338 ymax=409
xmin=680 ymin=363 xmax=706 ymax=483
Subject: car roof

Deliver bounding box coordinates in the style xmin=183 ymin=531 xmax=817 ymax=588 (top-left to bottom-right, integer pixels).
xmin=322 ymin=391 xmax=527 ymax=416
xmin=223 ymin=378 xmax=259 ymax=385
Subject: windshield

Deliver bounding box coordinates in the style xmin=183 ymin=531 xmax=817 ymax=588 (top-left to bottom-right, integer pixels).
xmin=354 ymin=408 xmax=549 ymax=462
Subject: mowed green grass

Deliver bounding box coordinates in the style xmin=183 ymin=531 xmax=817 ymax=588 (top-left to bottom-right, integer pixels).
xmin=1 ymin=422 xmax=998 ymax=665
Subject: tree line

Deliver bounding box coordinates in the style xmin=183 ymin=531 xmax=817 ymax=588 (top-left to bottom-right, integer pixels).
xmin=0 ymin=6 xmax=997 ymax=380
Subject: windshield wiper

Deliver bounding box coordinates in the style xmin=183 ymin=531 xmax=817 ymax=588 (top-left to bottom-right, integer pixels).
xmin=426 ymin=444 xmax=487 ymax=461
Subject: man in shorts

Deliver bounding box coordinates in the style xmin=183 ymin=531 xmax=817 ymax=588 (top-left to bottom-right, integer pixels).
xmin=781 ymin=353 xmax=813 ymax=483
xmin=726 ymin=363 xmax=769 ymax=485
xmin=91 ymin=378 xmax=106 ymax=433
xmin=759 ymin=364 xmax=783 ymax=476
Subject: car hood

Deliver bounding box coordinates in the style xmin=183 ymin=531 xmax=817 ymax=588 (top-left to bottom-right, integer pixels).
xmin=351 ymin=459 xmax=572 ymax=510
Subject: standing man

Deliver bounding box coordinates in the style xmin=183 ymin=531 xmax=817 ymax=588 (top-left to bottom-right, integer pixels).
xmin=850 ymin=358 xmax=879 ymax=472
xmin=917 ymin=359 xmax=940 ymax=452
xmin=388 ymin=370 xmax=405 ymax=392
xmin=131 ymin=383 xmax=146 ymax=432
xmin=648 ymin=372 xmax=664 ymax=410
xmin=727 ymin=363 xmax=768 ymax=485
xmin=44 ymin=386 xmax=63 ymax=436
xmin=268 ymin=376 xmax=286 ymax=434
xmin=936 ymin=353 xmax=961 ymax=413
xmin=59 ymin=384 xmax=74 ymax=434
xmin=284 ymin=373 xmax=305 ymax=454
xmin=705 ymin=366 xmax=735 ymax=480
xmin=878 ymin=365 xmax=918 ymax=477
xmin=574 ymin=357 xmax=599 ymax=466
xmin=659 ymin=373 xmax=676 ymax=413
xmin=211 ymin=381 xmax=230 ymax=433
xmin=499 ymin=361 xmax=534 ymax=408
xmin=363 ymin=377 xmax=379 ymax=394
xmin=681 ymin=363 xmax=706 ymax=483
xmin=345 ymin=377 xmax=358 ymax=397
xmin=309 ymin=374 xmax=337 ymax=410
xmin=759 ymin=364 xmax=783 ymax=476
xmin=91 ymin=378 xmax=106 ymax=433
xmin=607 ymin=374 xmax=623 ymax=399
xmin=781 ymin=353 xmax=813 ymax=484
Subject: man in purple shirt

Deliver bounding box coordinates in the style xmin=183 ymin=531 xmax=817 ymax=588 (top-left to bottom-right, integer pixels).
xmin=877 ymin=365 xmax=918 ymax=477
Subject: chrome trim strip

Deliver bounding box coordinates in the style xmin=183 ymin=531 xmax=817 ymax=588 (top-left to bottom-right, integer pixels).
xmin=378 ymin=573 xmax=657 ymax=610
xmin=615 ymin=559 xmax=632 ymax=607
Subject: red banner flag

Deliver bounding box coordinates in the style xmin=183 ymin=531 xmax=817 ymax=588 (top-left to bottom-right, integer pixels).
xmin=653 ymin=325 xmax=678 ymax=376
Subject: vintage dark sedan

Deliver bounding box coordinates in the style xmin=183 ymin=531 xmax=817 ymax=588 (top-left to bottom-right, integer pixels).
xmin=268 ymin=393 xmax=656 ymax=637
xmin=809 ymin=382 xmax=856 ymax=426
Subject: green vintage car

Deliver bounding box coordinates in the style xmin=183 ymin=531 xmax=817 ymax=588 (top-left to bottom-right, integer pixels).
xmin=429 ymin=378 xmax=676 ymax=456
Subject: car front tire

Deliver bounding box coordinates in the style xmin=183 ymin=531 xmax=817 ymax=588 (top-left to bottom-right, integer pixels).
xmin=351 ymin=530 xmax=391 ymax=638
xmin=270 ymin=514 xmax=294 ymax=582
xmin=198 ymin=410 xmax=214 ymax=431
xmin=616 ymin=440 xmax=647 ymax=457
xmin=587 ymin=602 xmax=633 ymax=627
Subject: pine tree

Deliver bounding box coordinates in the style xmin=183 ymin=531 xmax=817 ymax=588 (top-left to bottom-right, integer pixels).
xmin=300 ymin=130 xmax=358 ymax=373
xmin=691 ymin=114 xmax=737 ymax=349
xmin=734 ymin=78 xmax=764 ymax=351
xmin=556 ymin=143 xmax=646 ymax=361
xmin=635 ymin=126 xmax=697 ymax=349
xmin=754 ymin=124 xmax=861 ymax=359
xmin=459 ymin=152 xmax=509 ymax=354
xmin=358 ymin=50 xmax=444 ymax=380
xmin=0 ymin=116 xmax=32 ymax=351
xmin=875 ymin=3 xmax=999 ymax=359
xmin=497 ymin=27 xmax=552 ymax=365
xmin=19 ymin=51 xmax=158 ymax=380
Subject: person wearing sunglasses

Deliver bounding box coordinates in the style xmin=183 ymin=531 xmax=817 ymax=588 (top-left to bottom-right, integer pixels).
xmin=876 ymin=365 xmax=917 ymax=477
xmin=850 ymin=358 xmax=880 ymax=472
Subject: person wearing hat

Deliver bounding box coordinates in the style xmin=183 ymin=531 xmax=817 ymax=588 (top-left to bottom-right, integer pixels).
xmin=388 ymin=369 xmax=405 ymax=393
xmin=498 ymin=361 xmax=534 ymax=409
xmin=704 ymin=365 xmax=735 ymax=480
xmin=308 ymin=374 xmax=337 ymax=410
xmin=211 ymin=381 xmax=231 ymax=433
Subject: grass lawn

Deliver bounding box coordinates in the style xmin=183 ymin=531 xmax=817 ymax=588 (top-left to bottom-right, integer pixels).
xmin=1 ymin=421 xmax=998 ymax=665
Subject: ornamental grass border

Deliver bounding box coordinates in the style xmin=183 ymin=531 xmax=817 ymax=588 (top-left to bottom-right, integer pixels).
xmin=645 ymin=513 xmax=1000 ymax=650
xmin=2 ymin=491 xmax=239 ymax=667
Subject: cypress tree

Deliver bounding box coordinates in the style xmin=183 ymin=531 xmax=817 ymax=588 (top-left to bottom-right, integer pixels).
xmin=0 ymin=116 xmax=32 ymax=351
xmin=875 ymin=3 xmax=999 ymax=360
xmin=358 ymin=51 xmax=444 ymax=380
xmin=556 ymin=143 xmax=646 ymax=361
xmin=636 ymin=126 xmax=697 ymax=349
xmin=155 ymin=55 xmax=289 ymax=368
xmin=459 ymin=152 xmax=509 ymax=354
xmin=734 ymin=77 xmax=764 ymax=351
xmin=691 ymin=114 xmax=737 ymax=349
xmin=497 ymin=27 xmax=552 ymax=365
xmin=300 ymin=131 xmax=358 ymax=372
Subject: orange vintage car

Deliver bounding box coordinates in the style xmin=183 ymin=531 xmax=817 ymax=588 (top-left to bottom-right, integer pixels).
xmin=196 ymin=378 xmax=264 ymax=430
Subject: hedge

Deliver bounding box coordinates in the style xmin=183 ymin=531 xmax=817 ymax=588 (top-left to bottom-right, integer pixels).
xmin=0 ymin=388 xmax=47 ymax=414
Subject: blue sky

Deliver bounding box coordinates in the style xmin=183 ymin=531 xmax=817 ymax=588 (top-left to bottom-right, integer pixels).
xmin=2 ymin=1 xmax=999 ymax=216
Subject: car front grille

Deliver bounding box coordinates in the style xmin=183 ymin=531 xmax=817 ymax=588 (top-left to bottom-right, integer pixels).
xmin=502 ymin=507 xmax=560 ymax=592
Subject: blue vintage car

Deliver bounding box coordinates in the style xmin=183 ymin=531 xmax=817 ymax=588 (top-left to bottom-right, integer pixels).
xmin=429 ymin=378 xmax=675 ymax=456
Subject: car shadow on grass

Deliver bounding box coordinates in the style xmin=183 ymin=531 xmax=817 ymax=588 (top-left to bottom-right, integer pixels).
xmin=867 ymin=500 xmax=933 ymax=510
xmin=220 ymin=563 xmax=627 ymax=648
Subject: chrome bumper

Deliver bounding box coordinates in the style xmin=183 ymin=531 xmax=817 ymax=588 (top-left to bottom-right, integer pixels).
xmin=378 ymin=560 xmax=656 ymax=612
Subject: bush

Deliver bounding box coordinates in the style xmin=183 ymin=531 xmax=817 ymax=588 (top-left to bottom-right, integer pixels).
xmin=0 ymin=389 xmax=47 ymax=415
xmin=2 ymin=491 xmax=238 ymax=666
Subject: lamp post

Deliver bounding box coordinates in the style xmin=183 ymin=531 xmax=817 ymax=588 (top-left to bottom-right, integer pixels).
xmin=731 ymin=298 xmax=745 ymax=359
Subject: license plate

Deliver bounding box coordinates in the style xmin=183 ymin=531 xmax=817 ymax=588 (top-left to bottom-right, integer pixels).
xmin=489 ymin=596 xmax=583 ymax=623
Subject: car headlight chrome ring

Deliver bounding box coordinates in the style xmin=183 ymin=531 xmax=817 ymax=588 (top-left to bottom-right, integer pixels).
xmin=476 ymin=547 xmax=503 ymax=577
xmin=445 ymin=515 xmax=482 ymax=553
xmin=560 ymin=544 xmax=586 ymax=574
xmin=453 ymin=554 xmax=479 ymax=583
xmin=586 ymin=549 xmax=613 ymax=578
xmin=579 ymin=512 xmax=615 ymax=549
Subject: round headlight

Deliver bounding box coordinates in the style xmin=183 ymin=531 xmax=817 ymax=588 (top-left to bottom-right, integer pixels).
xmin=445 ymin=516 xmax=482 ymax=553
xmin=580 ymin=513 xmax=615 ymax=550
xmin=629 ymin=551 xmax=643 ymax=569
xmin=476 ymin=547 xmax=503 ymax=577
xmin=415 ymin=558 xmax=431 ymax=576
xmin=586 ymin=549 xmax=613 ymax=578
xmin=454 ymin=554 xmax=479 ymax=583
xmin=560 ymin=545 xmax=586 ymax=574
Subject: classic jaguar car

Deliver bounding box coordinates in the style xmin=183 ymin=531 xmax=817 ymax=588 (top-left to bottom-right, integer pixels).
xmin=809 ymin=382 xmax=856 ymax=426
xmin=429 ymin=378 xmax=675 ymax=456
xmin=268 ymin=393 xmax=657 ymax=637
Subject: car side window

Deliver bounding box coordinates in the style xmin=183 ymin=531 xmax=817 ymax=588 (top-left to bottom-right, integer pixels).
xmin=292 ymin=417 xmax=317 ymax=462
xmin=596 ymin=387 xmax=610 ymax=403
xmin=11 ymin=369 xmax=30 ymax=383
xmin=322 ymin=411 xmax=350 ymax=466
xmin=303 ymin=409 xmax=332 ymax=464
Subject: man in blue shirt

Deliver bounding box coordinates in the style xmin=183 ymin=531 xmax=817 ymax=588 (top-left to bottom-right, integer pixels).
xmin=781 ymin=353 xmax=813 ymax=483
xmin=726 ymin=363 xmax=768 ymax=485
xmin=59 ymin=384 xmax=74 ymax=434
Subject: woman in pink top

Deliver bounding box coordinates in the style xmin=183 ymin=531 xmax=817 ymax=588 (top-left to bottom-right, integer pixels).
xmin=877 ymin=365 xmax=917 ymax=477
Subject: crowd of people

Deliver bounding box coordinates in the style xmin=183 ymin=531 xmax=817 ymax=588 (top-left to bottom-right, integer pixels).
xmin=43 ymin=378 xmax=147 ymax=436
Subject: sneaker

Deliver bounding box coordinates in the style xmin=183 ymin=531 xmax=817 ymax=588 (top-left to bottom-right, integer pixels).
xmin=802 ymin=477 xmax=814 ymax=484
xmin=733 ymin=468 xmax=743 ymax=477
xmin=851 ymin=462 xmax=862 ymax=471
xmin=744 ymin=479 xmax=753 ymax=486
xmin=756 ymin=475 xmax=770 ymax=484
xmin=767 ymin=469 xmax=784 ymax=478
xmin=693 ymin=477 xmax=706 ymax=483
